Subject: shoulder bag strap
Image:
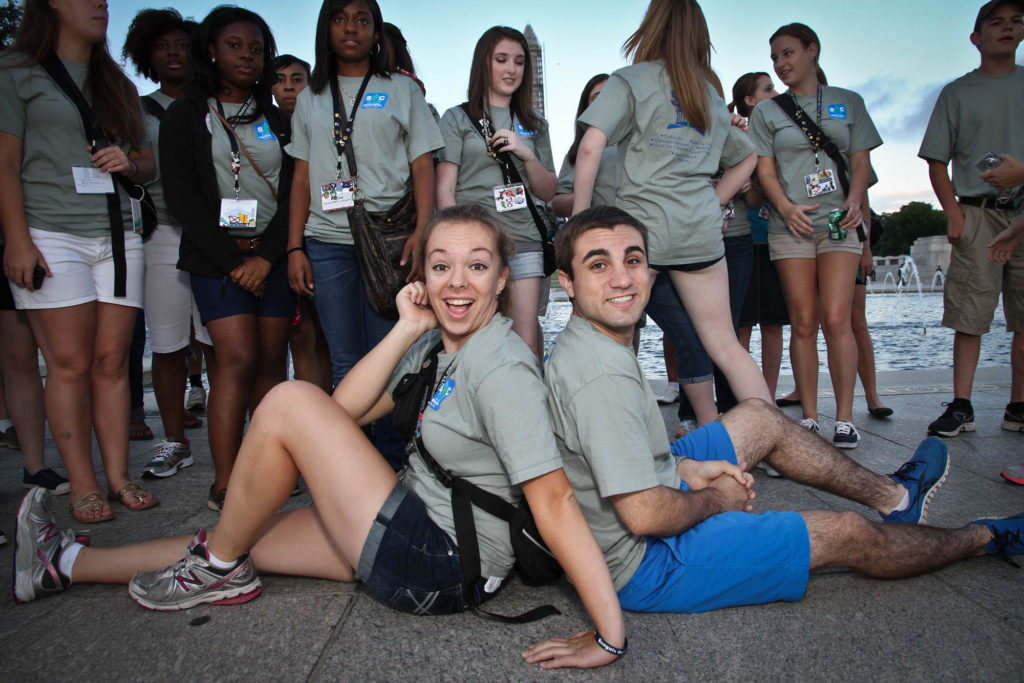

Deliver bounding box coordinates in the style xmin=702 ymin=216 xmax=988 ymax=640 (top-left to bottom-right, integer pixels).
xmin=141 ymin=95 xmax=165 ymax=120
xmin=39 ymin=52 xmax=128 ymax=296
xmin=458 ymin=103 xmax=551 ymax=244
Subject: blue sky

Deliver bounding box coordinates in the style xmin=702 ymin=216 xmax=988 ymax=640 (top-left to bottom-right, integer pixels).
xmin=106 ymin=0 xmax=1019 ymax=212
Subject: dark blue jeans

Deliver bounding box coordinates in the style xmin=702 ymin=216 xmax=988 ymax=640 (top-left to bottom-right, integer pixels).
xmin=305 ymin=238 xmax=404 ymax=470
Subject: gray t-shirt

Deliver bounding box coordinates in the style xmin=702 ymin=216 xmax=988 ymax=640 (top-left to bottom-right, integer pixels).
xmin=287 ymin=74 xmax=442 ymax=246
xmin=723 ymin=193 xmax=751 ymax=238
xmin=578 ymin=61 xmax=754 ymax=265
xmin=0 ymin=54 xmax=145 ymax=237
xmin=544 ymin=314 xmax=679 ymax=590
xmin=748 ymin=85 xmax=882 ymax=234
xmin=142 ymin=89 xmax=178 ymax=228
xmin=918 ymin=66 xmax=1024 ymax=199
xmin=438 ymin=104 xmax=554 ymax=244
xmin=555 ymin=145 xmax=619 ymax=208
xmin=209 ymin=99 xmax=281 ymax=238
xmin=387 ymin=315 xmax=564 ymax=580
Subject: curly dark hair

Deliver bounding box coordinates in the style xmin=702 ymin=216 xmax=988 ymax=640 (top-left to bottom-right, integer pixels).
xmin=122 ymin=9 xmax=197 ymax=83
xmin=190 ymin=5 xmax=278 ymax=123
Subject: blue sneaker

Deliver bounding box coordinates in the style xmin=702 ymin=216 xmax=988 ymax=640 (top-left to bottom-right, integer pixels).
xmin=971 ymin=513 xmax=1024 ymax=567
xmin=881 ymin=437 xmax=949 ymax=524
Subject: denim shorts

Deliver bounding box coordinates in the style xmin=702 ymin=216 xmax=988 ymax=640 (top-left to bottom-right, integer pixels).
xmin=190 ymin=258 xmax=295 ymax=325
xmin=356 ymin=483 xmax=492 ymax=615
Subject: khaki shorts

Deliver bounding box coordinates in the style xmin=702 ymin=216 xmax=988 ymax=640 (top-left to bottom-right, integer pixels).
xmin=943 ymin=205 xmax=1024 ymax=335
xmin=767 ymin=228 xmax=864 ymax=261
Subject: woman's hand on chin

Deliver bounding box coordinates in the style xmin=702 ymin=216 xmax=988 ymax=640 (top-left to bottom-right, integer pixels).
xmin=396 ymin=281 xmax=438 ymax=333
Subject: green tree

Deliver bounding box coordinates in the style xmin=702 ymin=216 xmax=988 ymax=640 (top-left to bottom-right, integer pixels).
xmin=0 ymin=0 xmax=22 ymax=48
xmin=875 ymin=201 xmax=947 ymax=256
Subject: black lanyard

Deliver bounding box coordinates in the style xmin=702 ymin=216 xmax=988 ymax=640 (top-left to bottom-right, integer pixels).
xmin=478 ymin=107 xmax=517 ymax=186
xmin=790 ymin=84 xmax=824 ymax=169
xmin=414 ymin=355 xmax=456 ymax=439
xmin=215 ymin=98 xmax=252 ymax=199
xmin=328 ymin=73 xmax=372 ymax=182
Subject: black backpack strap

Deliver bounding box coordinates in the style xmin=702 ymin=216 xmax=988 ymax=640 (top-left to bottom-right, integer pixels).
xmin=140 ymin=95 xmax=166 ymax=120
xmin=40 ymin=52 xmax=130 ymax=296
xmin=770 ymin=95 xmax=865 ymax=242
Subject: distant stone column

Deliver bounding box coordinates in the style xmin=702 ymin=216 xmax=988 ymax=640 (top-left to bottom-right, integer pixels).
xmin=523 ymin=24 xmax=545 ymax=117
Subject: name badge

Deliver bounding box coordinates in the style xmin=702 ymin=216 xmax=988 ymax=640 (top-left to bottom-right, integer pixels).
xmin=804 ymin=169 xmax=837 ymax=198
xmin=429 ymin=378 xmax=455 ymax=410
xmin=758 ymin=203 xmax=771 ymax=220
xmin=320 ymin=180 xmax=354 ymax=212
xmin=72 ymin=167 xmax=114 ymax=194
xmin=493 ymin=183 xmax=527 ymax=212
xmin=129 ymin=197 xmax=144 ymax=234
xmin=254 ymin=120 xmax=276 ymax=141
xmin=219 ymin=198 xmax=258 ymax=230
xmin=827 ymin=104 xmax=847 ymax=119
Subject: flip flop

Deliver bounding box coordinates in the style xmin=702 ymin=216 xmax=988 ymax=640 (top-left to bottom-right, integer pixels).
xmin=130 ymin=423 xmax=154 ymax=441
xmin=108 ymin=481 xmax=159 ymax=511
xmin=70 ymin=491 xmax=115 ymax=523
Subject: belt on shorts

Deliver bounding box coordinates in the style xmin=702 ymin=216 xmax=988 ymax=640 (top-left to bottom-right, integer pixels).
xmin=230 ymin=236 xmax=262 ymax=254
xmin=958 ymin=196 xmax=999 ymax=208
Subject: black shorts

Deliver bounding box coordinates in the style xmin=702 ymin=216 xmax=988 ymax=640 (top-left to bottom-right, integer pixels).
xmin=0 ymin=247 xmax=16 ymax=311
xmin=654 ymin=254 xmax=725 ymax=273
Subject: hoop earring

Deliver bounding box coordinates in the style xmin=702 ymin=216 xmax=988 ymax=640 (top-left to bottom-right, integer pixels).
xmin=371 ymin=42 xmax=381 ymax=56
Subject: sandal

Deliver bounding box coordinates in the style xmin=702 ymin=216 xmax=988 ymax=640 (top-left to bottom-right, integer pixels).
xmin=108 ymin=481 xmax=159 ymax=511
xmin=184 ymin=412 xmax=203 ymax=429
xmin=70 ymin=491 xmax=115 ymax=524
xmin=130 ymin=422 xmax=154 ymax=441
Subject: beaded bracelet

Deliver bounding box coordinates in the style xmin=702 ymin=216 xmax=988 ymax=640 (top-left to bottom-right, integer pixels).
xmin=594 ymin=632 xmax=627 ymax=657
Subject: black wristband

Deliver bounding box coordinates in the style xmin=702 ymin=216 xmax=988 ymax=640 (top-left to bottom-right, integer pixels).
xmin=594 ymin=632 xmax=627 ymax=657
xmin=286 ymin=246 xmax=305 ymax=255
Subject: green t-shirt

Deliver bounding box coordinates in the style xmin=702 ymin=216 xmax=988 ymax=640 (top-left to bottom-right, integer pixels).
xmin=544 ymin=314 xmax=679 ymax=591
xmin=555 ymin=145 xmax=619 ymax=208
xmin=286 ymin=74 xmax=442 ymax=246
xmin=918 ymin=66 xmax=1024 ymax=199
xmin=142 ymin=89 xmax=178 ymax=228
xmin=578 ymin=61 xmax=754 ymax=265
xmin=748 ymin=85 xmax=882 ymax=234
xmin=209 ymin=99 xmax=281 ymax=238
xmin=387 ymin=315 xmax=564 ymax=580
xmin=438 ymin=104 xmax=554 ymax=244
xmin=0 ymin=54 xmax=146 ymax=237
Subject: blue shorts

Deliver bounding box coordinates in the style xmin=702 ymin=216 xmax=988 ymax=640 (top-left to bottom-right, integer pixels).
xmin=190 ymin=259 xmax=295 ymax=325
xmin=356 ymin=483 xmax=493 ymax=615
xmin=620 ymin=421 xmax=810 ymax=613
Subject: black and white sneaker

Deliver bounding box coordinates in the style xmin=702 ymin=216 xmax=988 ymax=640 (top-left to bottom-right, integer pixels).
xmin=1003 ymin=403 xmax=1024 ymax=433
xmin=832 ymin=421 xmax=860 ymax=449
xmin=927 ymin=399 xmax=975 ymax=437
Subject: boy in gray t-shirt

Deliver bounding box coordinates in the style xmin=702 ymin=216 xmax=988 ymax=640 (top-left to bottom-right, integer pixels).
xmin=545 ymin=205 xmax=1024 ymax=613
xmin=917 ymin=0 xmax=1024 ymax=440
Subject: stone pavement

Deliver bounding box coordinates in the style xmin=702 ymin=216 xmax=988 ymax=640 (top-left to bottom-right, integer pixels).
xmin=2 ymin=367 xmax=1022 ymax=681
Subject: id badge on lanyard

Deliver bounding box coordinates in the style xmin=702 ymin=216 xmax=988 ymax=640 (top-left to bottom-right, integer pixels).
xmin=321 ymin=180 xmax=354 ymax=211
xmin=219 ymin=198 xmax=258 ymax=230
xmin=71 ymin=166 xmax=114 ymax=193
xmin=493 ymin=183 xmax=526 ymax=212
xmin=804 ymin=169 xmax=836 ymax=198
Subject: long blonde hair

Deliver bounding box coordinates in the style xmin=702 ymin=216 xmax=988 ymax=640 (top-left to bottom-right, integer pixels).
xmin=623 ymin=0 xmax=721 ymax=134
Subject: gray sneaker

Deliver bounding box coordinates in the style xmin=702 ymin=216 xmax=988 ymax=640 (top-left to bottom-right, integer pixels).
xmin=799 ymin=418 xmax=821 ymax=435
xmin=13 ymin=488 xmax=75 ymax=603
xmin=142 ymin=440 xmax=193 ymax=479
xmin=186 ymin=385 xmax=207 ymax=413
xmin=128 ymin=529 xmax=262 ymax=611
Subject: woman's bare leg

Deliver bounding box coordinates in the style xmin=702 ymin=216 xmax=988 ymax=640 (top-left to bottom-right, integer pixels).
xmin=775 ymin=258 xmax=820 ymax=422
xmin=668 ymin=264 xmax=770 ymax=404
xmin=507 ymin=276 xmax=543 ymax=363
xmin=761 ymin=324 xmax=784 ymax=398
xmin=0 ymin=309 xmax=46 ymax=472
xmin=816 ymin=252 xmax=860 ymax=423
xmin=851 ymin=284 xmax=887 ymax=412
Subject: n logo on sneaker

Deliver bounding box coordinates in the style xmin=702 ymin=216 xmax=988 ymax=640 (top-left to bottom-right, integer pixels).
xmin=38 ymin=522 xmax=60 ymax=544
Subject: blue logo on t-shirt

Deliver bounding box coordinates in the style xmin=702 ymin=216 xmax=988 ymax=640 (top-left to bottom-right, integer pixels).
xmin=254 ymin=121 xmax=276 ymax=141
xmin=666 ymin=92 xmax=705 ymax=135
xmin=827 ymin=104 xmax=847 ymax=119
xmin=514 ymin=121 xmax=536 ymax=138
xmin=428 ymin=378 xmax=454 ymax=410
xmin=362 ymin=93 xmax=388 ymax=109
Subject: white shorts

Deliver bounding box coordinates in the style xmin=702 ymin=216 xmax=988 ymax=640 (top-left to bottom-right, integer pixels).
xmin=10 ymin=228 xmax=143 ymax=310
xmin=143 ymin=224 xmax=209 ymax=353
